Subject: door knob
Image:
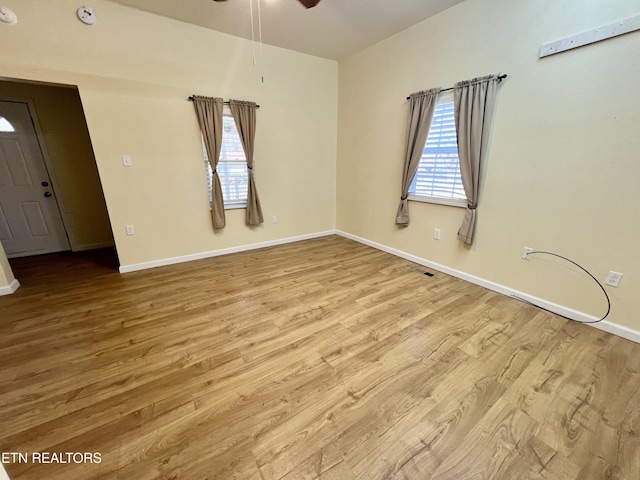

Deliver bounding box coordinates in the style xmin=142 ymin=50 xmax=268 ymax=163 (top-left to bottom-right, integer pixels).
xmin=44 ymin=192 xmax=52 ymax=198
xmin=41 ymin=181 xmax=49 ymax=187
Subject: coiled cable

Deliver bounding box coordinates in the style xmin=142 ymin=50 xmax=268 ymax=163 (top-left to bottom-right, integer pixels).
xmin=511 ymin=251 xmax=610 ymax=324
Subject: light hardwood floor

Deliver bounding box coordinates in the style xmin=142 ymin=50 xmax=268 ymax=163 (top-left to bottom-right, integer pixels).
xmin=0 ymin=236 xmax=639 ymax=480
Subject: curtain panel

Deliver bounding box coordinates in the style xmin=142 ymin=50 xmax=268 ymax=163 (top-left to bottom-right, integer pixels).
xmin=229 ymin=100 xmax=263 ymax=225
xmin=454 ymin=74 xmax=501 ymax=244
xmin=192 ymin=96 xmax=226 ymax=229
xmin=395 ymin=88 xmax=441 ymax=227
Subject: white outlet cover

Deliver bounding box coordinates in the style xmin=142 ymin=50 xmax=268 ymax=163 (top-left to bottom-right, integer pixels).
xmin=605 ymin=271 xmax=623 ymax=287
xmin=0 ymin=7 xmax=18 ymax=25
xmin=522 ymin=247 xmax=534 ymax=259
xmin=77 ymin=6 xmax=97 ymax=25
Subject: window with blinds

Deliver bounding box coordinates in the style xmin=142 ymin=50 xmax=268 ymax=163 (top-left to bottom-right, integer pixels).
xmin=203 ymin=112 xmax=248 ymax=209
xmin=408 ymin=92 xmax=467 ymax=207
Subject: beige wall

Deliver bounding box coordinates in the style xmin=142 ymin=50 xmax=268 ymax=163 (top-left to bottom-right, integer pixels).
xmin=337 ymin=0 xmax=640 ymax=330
xmin=0 ymin=0 xmax=338 ymax=276
xmin=0 ymin=242 xmax=15 ymax=287
xmin=0 ymin=80 xmax=114 ymax=251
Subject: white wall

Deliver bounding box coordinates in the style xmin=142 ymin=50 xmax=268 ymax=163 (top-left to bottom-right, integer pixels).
xmin=0 ymin=0 xmax=338 ymax=274
xmin=0 ymin=461 xmax=10 ymax=480
xmin=337 ymin=0 xmax=640 ymax=331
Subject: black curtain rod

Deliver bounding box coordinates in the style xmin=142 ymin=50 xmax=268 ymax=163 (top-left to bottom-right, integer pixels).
xmin=406 ymin=74 xmax=508 ymax=100
xmin=188 ymin=96 xmax=260 ymax=108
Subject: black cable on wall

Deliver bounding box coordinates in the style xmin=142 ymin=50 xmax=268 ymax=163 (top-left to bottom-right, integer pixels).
xmin=511 ymin=251 xmax=611 ymax=324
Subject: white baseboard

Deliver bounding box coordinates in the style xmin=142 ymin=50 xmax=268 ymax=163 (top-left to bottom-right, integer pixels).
xmin=72 ymin=241 xmax=115 ymax=252
xmin=119 ymin=230 xmax=337 ymax=274
xmin=336 ymin=230 xmax=640 ymax=345
xmin=0 ymin=279 xmax=20 ymax=296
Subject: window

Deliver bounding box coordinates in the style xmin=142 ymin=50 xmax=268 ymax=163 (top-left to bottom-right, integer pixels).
xmin=408 ymin=91 xmax=466 ymax=207
xmin=0 ymin=116 xmax=15 ymax=133
xmin=202 ymin=109 xmax=248 ymax=209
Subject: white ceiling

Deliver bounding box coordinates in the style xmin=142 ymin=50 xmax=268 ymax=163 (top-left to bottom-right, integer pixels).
xmin=107 ymin=0 xmax=464 ymax=60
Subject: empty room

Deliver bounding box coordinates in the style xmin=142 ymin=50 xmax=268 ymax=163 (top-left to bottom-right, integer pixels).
xmin=1 ymin=0 xmax=639 ymax=479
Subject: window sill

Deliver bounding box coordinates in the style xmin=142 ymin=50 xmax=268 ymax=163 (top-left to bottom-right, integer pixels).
xmin=209 ymin=203 xmax=247 ymax=211
xmin=224 ymin=203 xmax=247 ymax=211
xmin=408 ymin=194 xmax=467 ymax=208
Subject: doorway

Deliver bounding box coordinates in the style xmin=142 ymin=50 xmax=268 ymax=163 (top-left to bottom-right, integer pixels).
xmin=0 ymin=78 xmax=116 ymax=285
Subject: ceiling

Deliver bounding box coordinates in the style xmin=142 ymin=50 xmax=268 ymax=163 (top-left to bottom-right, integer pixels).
xmin=107 ymin=0 xmax=464 ymax=60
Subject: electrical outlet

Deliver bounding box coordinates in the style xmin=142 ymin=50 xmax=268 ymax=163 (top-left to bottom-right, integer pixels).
xmin=433 ymin=228 xmax=441 ymax=240
xmin=122 ymin=154 xmax=132 ymax=167
xmin=125 ymin=225 xmax=135 ymax=236
xmin=522 ymin=247 xmax=533 ymax=260
xmin=605 ymin=271 xmax=623 ymax=287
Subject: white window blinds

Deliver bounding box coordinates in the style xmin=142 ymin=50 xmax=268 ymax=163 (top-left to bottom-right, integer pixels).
xmin=203 ymin=112 xmax=248 ymax=208
xmin=409 ymin=93 xmax=466 ymax=206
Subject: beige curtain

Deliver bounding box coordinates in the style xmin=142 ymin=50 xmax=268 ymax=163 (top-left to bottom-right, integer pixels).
xmin=229 ymin=100 xmax=263 ymax=225
xmin=395 ymin=88 xmax=441 ymax=226
xmin=193 ymin=96 xmax=226 ymax=229
xmin=454 ymin=75 xmax=501 ymax=244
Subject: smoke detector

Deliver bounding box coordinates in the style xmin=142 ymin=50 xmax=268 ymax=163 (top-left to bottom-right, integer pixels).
xmin=0 ymin=7 xmax=17 ymax=25
xmin=77 ymin=6 xmax=96 ymax=25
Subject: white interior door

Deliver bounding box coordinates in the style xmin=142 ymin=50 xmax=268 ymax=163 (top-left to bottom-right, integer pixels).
xmin=0 ymin=100 xmax=70 ymax=258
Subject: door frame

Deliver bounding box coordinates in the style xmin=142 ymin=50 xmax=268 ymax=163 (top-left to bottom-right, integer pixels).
xmin=0 ymin=95 xmax=75 ymax=251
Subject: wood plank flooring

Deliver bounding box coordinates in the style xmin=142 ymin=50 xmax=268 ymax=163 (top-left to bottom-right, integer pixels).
xmin=0 ymin=235 xmax=639 ymax=479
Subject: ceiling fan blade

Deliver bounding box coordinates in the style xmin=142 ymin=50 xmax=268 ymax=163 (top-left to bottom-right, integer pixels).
xmin=298 ymin=0 xmax=321 ymax=8
xmin=213 ymin=0 xmax=320 ymax=7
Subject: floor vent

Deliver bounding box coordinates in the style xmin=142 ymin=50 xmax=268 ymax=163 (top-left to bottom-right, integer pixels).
xmin=414 ymin=269 xmax=435 ymax=277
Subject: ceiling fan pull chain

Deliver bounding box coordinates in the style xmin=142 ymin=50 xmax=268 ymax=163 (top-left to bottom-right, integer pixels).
xmin=249 ymin=0 xmax=256 ymax=66
xmin=257 ymin=0 xmax=264 ymax=62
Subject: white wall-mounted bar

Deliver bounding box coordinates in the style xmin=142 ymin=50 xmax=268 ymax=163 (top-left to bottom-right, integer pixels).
xmin=540 ymin=14 xmax=640 ymax=58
